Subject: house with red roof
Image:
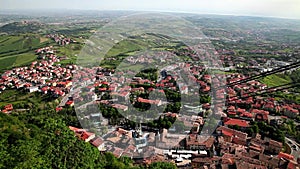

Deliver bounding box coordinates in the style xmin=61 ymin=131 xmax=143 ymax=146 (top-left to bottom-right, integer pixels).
xmin=137 ymin=97 xmax=162 ymax=106
xmin=185 ymin=134 xmax=215 ymax=152
xmin=89 ymin=137 xmax=106 ymax=151
xmin=1 ymin=104 xmax=14 ymax=114
xmin=250 ymin=109 xmax=269 ymax=122
xmin=65 ymin=100 xmax=74 ymax=107
xmin=282 ymin=105 xmax=299 ymax=118
xmin=112 ymin=147 xmax=124 ymax=158
xmin=55 ymin=107 xmax=63 ymax=112
xmin=111 ymin=104 xmax=128 ymax=111
xmin=255 ymin=113 xmax=269 ymax=123
xmin=224 ymin=118 xmax=249 ymax=128
xmin=227 ymin=106 xmax=235 ymax=112
xmin=228 ymin=111 xmax=237 ymax=117
xmin=69 ymin=126 xmax=95 ymax=142
xmin=216 ymin=126 xmax=248 ymax=145
xmin=263 ymin=102 xmax=276 ymax=112
xmin=239 ymin=111 xmax=253 ymax=121
xmin=278 ymin=152 xmax=295 ymax=161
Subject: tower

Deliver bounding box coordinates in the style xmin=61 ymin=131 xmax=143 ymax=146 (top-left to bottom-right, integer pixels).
xmin=135 ymin=123 xmax=143 ymax=137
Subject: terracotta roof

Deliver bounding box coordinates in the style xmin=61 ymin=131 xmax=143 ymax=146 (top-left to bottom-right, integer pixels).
xmin=186 ymin=134 xmax=215 ymax=148
xmin=66 ymin=100 xmax=74 ymax=105
xmin=217 ymin=126 xmax=248 ymax=140
xmin=56 ymin=107 xmax=63 ymax=112
xmin=269 ymin=139 xmax=282 ymax=147
xmin=224 ymin=118 xmax=249 ymax=127
xmin=89 ymin=137 xmax=104 ymax=147
xmin=240 ymin=112 xmax=253 ymax=118
xmin=278 ymin=152 xmax=294 ymax=160
xmin=79 ymin=131 xmax=94 ymax=141
xmin=137 ymin=97 xmax=161 ymax=105
xmin=287 ymin=161 xmax=298 ymax=169
xmin=112 ymin=147 xmax=124 ymax=158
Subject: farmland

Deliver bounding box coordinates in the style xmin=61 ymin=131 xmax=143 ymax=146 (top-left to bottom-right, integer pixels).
xmin=0 ymin=34 xmax=55 ymax=72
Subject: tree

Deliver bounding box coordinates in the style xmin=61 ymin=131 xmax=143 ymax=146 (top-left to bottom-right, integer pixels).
xmin=252 ymin=123 xmax=259 ymax=134
xmin=0 ymin=104 xmax=177 ymax=169
xmin=148 ymin=162 xmax=177 ymax=169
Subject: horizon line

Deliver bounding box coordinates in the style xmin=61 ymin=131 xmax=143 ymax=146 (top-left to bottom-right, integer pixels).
xmin=1 ymin=8 xmax=299 ymax=21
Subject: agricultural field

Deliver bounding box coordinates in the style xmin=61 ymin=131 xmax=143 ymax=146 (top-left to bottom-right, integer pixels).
xmin=0 ymin=34 xmax=55 ymax=72
xmin=0 ymin=34 xmax=86 ymax=71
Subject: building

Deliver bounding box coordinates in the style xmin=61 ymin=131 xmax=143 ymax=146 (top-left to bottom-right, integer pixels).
xmin=216 ymin=126 xmax=248 ymax=146
xmin=282 ymin=105 xmax=299 ymax=119
xmin=185 ymin=134 xmax=215 ymax=157
xmin=89 ymin=137 xmax=106 ymax=151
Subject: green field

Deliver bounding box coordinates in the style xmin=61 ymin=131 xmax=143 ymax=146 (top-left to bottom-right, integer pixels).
xmin=55 ymin=42 xmax=83 ymax=65
xmin=0 ymin=34 xmax=56 ymax=72
xmin=0 ymin=34 xmax=87 ymax=72
xmin=260 ymin=74 xmax=292 ymax=87
xmin=0 ymin=35 xmax=48 ymax=57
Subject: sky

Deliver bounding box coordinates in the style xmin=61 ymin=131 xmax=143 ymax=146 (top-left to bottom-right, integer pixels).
xmin=1 ymin=0 xmax=300 ymax=19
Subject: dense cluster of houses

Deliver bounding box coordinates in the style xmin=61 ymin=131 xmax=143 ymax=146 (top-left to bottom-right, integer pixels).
xmin=217 ymin=48 xmax=295 ymax=69
xmin=188 ymin=129 xmax=300 ymax=169
xmin=69 ymin=63 xmax=299 ymax=168
xmin=46 ymin=34 xmax=77 ymax=46
xmin=68 ymin=122 xmax=299 ymax=168
xmin=0 ymin=46 xmax=76 ymax=109
xmin=67 ymin=47 xmax=300 ymax=167
xmin=225 ymin=73 xmax=299 ymax=120
xmin=1 ymin=41 xmax=300 ymax=168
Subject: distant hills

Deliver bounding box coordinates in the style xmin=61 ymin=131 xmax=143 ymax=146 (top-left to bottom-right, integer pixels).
xmin=0 ymin=21 xmax=44 ymax=34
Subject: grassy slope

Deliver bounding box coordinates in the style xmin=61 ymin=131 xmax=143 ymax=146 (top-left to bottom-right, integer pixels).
xmin=0 ymin=34 xmax=86 ymax=72
xmin=260 ymin=74 xmax=300 ymax=103
xmin=0 ymin=35 xmax=39 ymax=56
xmin=260 ymin=74 xmax=292 ymax=87
xmin=0 ymin=35 xmax=56 ymax=72
xmin=0 ymin=89 xmax=58 ymax=110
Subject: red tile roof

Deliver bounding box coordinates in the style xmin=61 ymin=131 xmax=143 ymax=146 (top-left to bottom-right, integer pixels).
xmin=217 ymin=126 xmax=248 ymax=140
xmin=240 ymin=112 xmax=253 ymax=118
xmin=137 ymin=97 xmax=161 ymax=105
xmin=56 ymin=107 xmax=63 ymax=112
xmin=66 ymin=100 xmax=74 ymax=106
xmin=90 ymin=137 xmax=104 ymax=147
xmin=278 ymin=152 xmax=294 ymax=160
xmin=224 ymin=118 xmax=249 ymax=128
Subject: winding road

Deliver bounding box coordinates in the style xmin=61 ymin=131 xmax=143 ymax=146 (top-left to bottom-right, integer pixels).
xmin=285 ymin=137 xmax=300 ymax=160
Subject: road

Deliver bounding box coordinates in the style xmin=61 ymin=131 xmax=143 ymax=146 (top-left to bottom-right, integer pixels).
xmin=59 ymin=94 xmax=70 ymax=107
xmin=58 ymin=88 xmax=81 ymax=107
xmin=285 ymin=137 xmax=300 ymax=160
xmin=268 ymin=114 xmax=300 ymax=126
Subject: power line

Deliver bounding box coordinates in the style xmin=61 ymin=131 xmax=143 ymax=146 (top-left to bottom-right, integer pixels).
xmin=211 ymin=83 xmax=300 ymax=106
xmin=225 ymin=61 xmax=300 ymax=87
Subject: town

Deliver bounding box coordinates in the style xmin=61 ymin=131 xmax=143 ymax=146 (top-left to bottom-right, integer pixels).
xmin=1 ymin=40 xmax=300 ymax=168
xmin=0 ymin=10 xmax=300 ymax=169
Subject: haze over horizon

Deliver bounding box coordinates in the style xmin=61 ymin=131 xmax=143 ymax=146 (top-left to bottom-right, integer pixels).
xmin=1 ymin=0 xmax=300 ymax=19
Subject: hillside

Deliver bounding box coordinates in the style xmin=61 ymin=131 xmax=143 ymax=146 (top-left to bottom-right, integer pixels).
xmin=0 ymin=34 xmax=55 ymax=72
xmin=0 ymin=21 xmax=44 ymax=34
